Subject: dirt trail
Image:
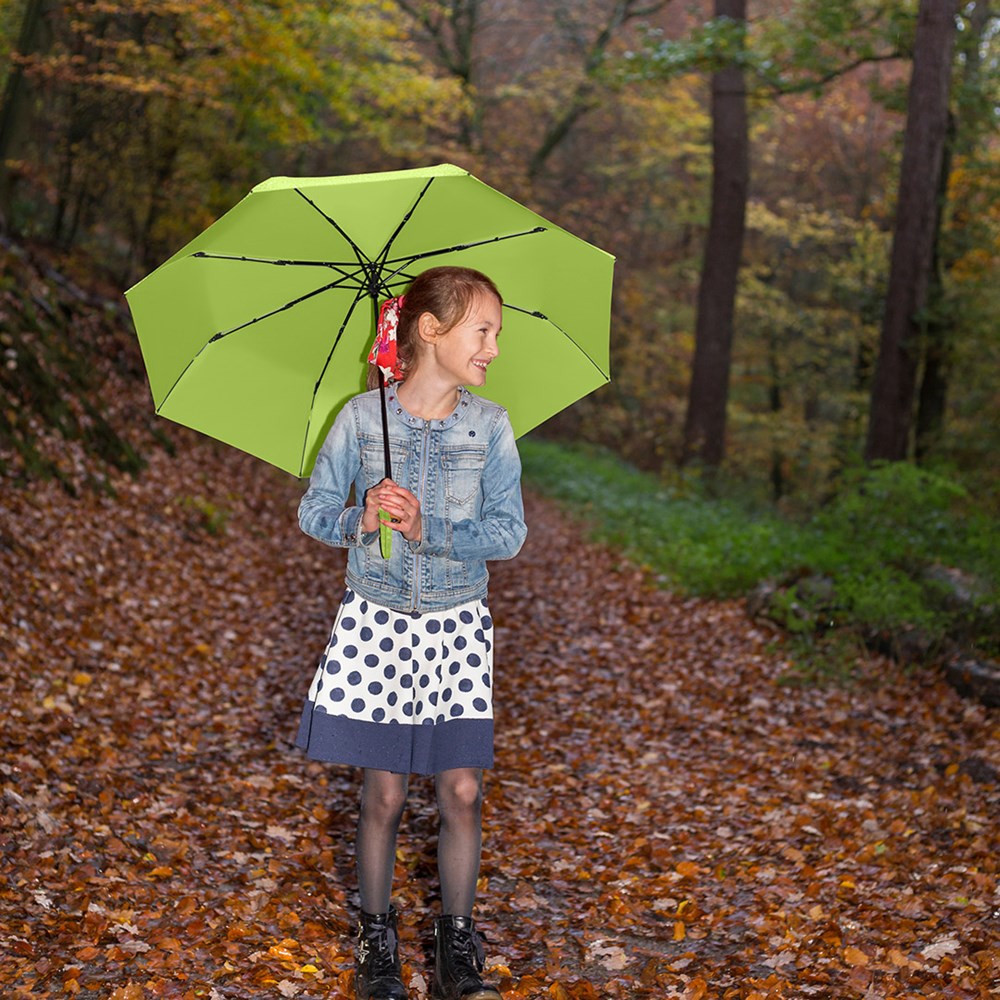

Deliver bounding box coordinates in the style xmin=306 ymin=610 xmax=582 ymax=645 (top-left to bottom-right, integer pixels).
xmin=1 ymin=434 xmax=997 ymax=999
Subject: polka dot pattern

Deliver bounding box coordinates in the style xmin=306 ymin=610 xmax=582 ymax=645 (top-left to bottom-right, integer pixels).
xmin=304 ymin=592 xmax=493 ymax=727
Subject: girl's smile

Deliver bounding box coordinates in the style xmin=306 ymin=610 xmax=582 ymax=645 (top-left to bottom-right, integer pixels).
xmin=432 ymin=292 xmax=502 ymax=388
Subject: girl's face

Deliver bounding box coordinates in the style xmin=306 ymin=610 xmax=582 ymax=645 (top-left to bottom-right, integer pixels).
xmin=426 ymin=291 xmax=503 ymax=388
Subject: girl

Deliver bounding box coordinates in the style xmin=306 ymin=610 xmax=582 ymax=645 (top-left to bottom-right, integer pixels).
xmin=296 ymin=266 xmax=526 ymax=1000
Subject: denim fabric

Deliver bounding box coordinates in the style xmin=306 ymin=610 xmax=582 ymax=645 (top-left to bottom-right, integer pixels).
xmin=298 ymin=386 xmax=526 ymax=612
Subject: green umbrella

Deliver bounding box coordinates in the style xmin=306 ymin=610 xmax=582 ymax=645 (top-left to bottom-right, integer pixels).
xmin=124 ymin=163 xmax=614 ymax=478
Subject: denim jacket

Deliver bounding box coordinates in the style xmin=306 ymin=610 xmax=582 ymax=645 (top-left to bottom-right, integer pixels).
xmin=298 ymin=386 xmax=526 ymax=612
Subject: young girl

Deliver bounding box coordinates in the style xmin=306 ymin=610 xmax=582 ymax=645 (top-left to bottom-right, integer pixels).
xmin=296 ymin=266 xmax=526 ymax=1000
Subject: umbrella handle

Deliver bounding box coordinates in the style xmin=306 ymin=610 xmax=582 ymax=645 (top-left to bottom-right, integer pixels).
xmin=378 ymin=507 xmax=393 ymax=560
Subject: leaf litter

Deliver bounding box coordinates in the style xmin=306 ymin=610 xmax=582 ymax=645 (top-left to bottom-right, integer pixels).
xmin=1 ymin=322 xmax=998 ymax=1000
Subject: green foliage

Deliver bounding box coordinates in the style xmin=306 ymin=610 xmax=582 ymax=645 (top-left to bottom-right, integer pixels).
xmin=627 ymin=16 xmax=749 ymax=80
xmin=627 ymin=1 xmax=910 ymax=94
xmin=0 ymin=0 xmax=463 ymax=274
xmin=1 ymin=0 xmax=997 ymax=508
xmin=520 ymin=437 xmax=1000 ymax=676
xmin=520 ymin=436 xmax=801 ymax=597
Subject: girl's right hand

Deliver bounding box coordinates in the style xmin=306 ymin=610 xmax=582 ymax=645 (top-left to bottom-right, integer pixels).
xmin=361 ymin=478 xmax=394 ymax=533
xmin=363 ymin=478 xmax=421 ymax=540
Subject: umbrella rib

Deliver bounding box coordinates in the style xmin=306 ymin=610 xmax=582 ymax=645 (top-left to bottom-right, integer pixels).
xmin=155 ymin=278 xmax=348 ymax=414
xmin=293 ymin=188 xmax=387 ymax=288
xmin=191 ymin=250 xmax=366 ymax=285
xmin=371 ymin=178 xmax=436 ymax=275
xmin=298 ymin=287 xmax=369 ymax=476
xmin=504 ymin=303 xmax=610 ymax=381
xmin=382 ymin=227 xmax=546 ymax=274
xmin=294 ymin=187 xmax=403 ymax=303
xmin=207 ymin=279 xmax=352 ymax=343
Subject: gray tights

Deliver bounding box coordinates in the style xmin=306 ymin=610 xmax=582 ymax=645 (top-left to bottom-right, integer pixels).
xmin=356 ymin=767 xmax=483 ymax=917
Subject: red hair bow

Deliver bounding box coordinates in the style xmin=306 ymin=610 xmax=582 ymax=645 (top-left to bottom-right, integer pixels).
xmin=368 ymin=295 xmax=406 ymax=383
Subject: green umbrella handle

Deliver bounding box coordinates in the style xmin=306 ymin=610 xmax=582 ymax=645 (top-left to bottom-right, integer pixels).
xmin=378 ymin=507 xmax=392 ymax=560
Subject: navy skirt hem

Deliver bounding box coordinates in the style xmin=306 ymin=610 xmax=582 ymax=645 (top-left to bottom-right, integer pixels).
xmin=296 ymin=704 xmax=494 ymax=775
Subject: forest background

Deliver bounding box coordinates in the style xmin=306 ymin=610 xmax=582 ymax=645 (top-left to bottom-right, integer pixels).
xmin=1 ymin=0 xmax=998 ymax=666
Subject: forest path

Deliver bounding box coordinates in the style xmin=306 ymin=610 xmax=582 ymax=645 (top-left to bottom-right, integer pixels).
xmin=1 ymin=436 xmax=997 ymax=1000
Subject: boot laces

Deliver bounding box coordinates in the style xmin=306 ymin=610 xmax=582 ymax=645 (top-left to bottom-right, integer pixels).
xmin=450 ymin=925 xmax=485 ymax=972
xmin=361 ymin=923 xmax=399 ymax=979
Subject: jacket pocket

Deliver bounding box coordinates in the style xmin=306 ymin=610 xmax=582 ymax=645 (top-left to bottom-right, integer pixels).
xmin=441 ymin=446 xmax=486 ymax=514
xmin=360 ymin=439 xmax=410 ymax=489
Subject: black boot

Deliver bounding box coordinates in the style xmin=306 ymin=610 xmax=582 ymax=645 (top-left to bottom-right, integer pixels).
xmin=431 ymin=915 xmax=502 ymax=1000
xmin=355 ymin=907 xmax=408 ymax=1000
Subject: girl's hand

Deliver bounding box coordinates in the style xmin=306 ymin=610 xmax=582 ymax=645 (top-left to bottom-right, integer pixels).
xmin=364 ymin=479 xmax=422 ymax=542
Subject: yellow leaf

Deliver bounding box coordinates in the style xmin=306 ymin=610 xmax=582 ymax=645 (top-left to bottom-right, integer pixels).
xmin=72 ymin=671 xmax=93 ymax=686
xmin=299 ymin=965 xmax=320 ymax=974
xmin=673 ymin=920 xmax=686 ymax=941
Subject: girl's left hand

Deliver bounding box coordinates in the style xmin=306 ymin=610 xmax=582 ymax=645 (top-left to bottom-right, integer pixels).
xmin=371 ymin=480 xmax=422 ymax=542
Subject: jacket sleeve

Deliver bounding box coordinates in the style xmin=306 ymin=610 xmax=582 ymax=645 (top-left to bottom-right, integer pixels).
xmin=410 ymin=409 xmax=527 ymax=562
xmin=298 ymin=402 xmax=370 ymax=548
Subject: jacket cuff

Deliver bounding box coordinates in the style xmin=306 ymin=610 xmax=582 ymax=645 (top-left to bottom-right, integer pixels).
xmin=406 ymin=514 xmax=449 ymax=555
xmin=352 ymin=508 xmax=377 ymax=547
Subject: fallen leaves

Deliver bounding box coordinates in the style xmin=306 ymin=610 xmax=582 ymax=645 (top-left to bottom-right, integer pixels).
xmin=1 ymin=290 xmax=999 ymax=998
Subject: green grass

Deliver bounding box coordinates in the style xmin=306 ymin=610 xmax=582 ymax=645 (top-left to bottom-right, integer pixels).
xmin=519 ymin=436 xmax=1000 ymax=676
xmin=520 ymin=436 xmax=802 ymax=596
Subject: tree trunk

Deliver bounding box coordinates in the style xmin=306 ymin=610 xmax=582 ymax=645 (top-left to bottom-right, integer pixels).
xmin=0 ymin=0 xmax=58 ymax=231
xmin=914 ymin=113 xmax=954 ymax=461
xmin=680 ymin=0 xmax=749 ymax=467
xmin=865 ymin=0 xmax=958 ymax=462
xmin=915 ymin=1 xmax=992 ymax=460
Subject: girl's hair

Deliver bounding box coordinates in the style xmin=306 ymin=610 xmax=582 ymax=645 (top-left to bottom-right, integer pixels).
xmin=366 ymin=265 xmax=502 ymax=390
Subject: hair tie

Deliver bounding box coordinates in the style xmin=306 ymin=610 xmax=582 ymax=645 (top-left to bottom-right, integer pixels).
xmin=368 ymin=295 xmax=407 ymax=383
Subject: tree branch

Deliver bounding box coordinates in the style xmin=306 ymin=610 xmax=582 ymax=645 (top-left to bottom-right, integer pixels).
xmin=528 ymin=0 xmax=672 ymax=179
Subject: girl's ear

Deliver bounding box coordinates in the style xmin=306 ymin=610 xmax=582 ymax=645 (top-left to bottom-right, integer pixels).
xmin=416 ymin=310 xmax=442 ymax=345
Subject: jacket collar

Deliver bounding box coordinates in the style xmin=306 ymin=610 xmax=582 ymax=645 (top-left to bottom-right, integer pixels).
xmin=384 ymin=385 xmax=474 ymax=432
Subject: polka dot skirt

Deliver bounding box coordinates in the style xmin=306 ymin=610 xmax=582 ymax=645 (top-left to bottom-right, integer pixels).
xmin=295 ymin=590 xmax=495 ymax=775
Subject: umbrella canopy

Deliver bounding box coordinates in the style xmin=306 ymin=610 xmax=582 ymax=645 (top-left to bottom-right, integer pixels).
xmin=125 ymin=163 xmax=614 ymax=477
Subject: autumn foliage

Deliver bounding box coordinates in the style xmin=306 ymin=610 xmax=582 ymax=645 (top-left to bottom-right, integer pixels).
xmin=1 ymin=249 xmax=998 ymax=999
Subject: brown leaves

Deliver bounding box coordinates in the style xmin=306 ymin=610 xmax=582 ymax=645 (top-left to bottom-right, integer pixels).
xmin=2 ymin=323 xmax=999 ymax=998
